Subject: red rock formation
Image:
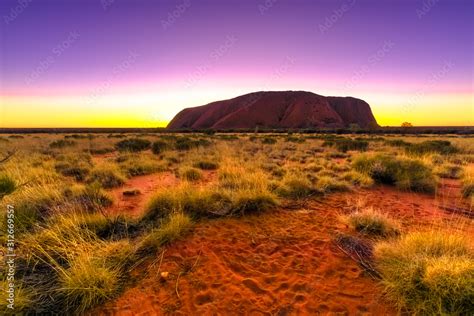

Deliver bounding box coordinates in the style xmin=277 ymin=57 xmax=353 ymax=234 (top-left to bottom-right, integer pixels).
xmin=167 ymin=91 xmax=378 ymax=129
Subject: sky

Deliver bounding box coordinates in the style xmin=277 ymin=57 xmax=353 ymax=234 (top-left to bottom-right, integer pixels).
xmin=0 ymin=0 xmax=473 ymax=128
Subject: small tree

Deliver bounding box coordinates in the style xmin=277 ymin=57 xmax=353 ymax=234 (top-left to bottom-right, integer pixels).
xmin=401 ymin=122 xmax=413 ymax=127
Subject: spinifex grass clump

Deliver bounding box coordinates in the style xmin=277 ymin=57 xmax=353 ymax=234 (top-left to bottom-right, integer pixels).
xmin=347 ymin=208 xmax=400 ymax=237
xmin=434 ymin=163 xmax=463 ymax=179
xmin=143 ymin=171 xmax=277 ymax=222
xmin=151 ymin=140 xmax=170 ymax=154
xmin=353 ymin=154 xmax=437 ymax=193
xmin=375 ymin=231 xmax=474 ymax=315
xmin=261 ymin=137 xmax=277 ymax=144
xmin=193 ymin=160 xmax=219 ymax=170
xmin=49 ymin=139 xmax=77 ymax=149
xmin=406 ymin=140 xmax=458 ymax=155
xmin=276 ymin=175 xmax=315 ymax=199
xmin=139 ymin=213 xmax=192 ymax=253
xmin=118 ymin=154 xmax=165 ymax=177
xmin=0 ymin=174 xmax=16 ymax=199
xmin=324 ymin=139 xmax=369 ymax=153
xmin=87 ymin=166 xmax=126 ymax=188
xmin=174 ymin=137 xmax=211 ymax=151
xmin=179 ymin=167 xmax=203 ymax=181
xmin=115 ymin=138 xmax=151 ymax=152
xmin=55 ymin=154 xmax=93 ymax=181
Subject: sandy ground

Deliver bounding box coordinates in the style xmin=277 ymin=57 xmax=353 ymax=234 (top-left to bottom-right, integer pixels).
xmin=90 ymin=172 xmax=473 ymax=315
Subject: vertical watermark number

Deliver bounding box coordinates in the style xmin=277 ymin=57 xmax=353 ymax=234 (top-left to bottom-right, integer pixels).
xmin=5 ymin=204 xmax=16 ymax=310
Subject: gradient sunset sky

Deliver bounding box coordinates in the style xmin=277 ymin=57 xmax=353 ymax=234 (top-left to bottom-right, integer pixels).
xmin=0 ymin=0 xmax=472 ymax=128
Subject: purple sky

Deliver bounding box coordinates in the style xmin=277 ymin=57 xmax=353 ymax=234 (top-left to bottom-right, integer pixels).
xmin=0 ymin=0 xmax=473 ymax=127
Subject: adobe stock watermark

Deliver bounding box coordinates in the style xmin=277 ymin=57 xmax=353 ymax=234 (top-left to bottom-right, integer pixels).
xmin=162 ymin=0 xmax=191 ymax=30
xmin=184 ymin=35 xmax=238 ymax=88
xmin=417 ymin=0 xmax=440 ymax=19
xmin=4 ymin=204 xmax=16 ymax=310
xmin=3 ymin=0 xmax=33 ymax=25
xmin=318 ymin=0 xmax=356 ymax=34
xmin=239 ymin=55 xmax=296 ymax=109
xmin=403 ymin=60 xmax=454 ymax=114
xmin=344 ymin=40 xmax=395 ymax=91
xmin=258 ymin=0 xmax=278 ymax=15
xmin=85 ymin=51 xmax=140 ymax=104
xmin=24 ymin=31 xmax=80 ymax=85
xmin=101 ymin=0 xmax=115 ymax=11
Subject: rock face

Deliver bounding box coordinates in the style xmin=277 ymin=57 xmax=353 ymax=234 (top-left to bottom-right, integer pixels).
xmin=167 ymin=91 xmax=378 ymax=129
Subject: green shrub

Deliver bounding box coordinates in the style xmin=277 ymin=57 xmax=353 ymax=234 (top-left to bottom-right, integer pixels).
xmin=353 ymin=154 xmax=437 ymax=193
xmin=193 ymin=160 xmax=219 ymax=170
xmin=375 ymin=231 xmax=474 ymax=315
xmin=347 ymin=208 xmax=400 ymax=237
xmin=115 ymin=138 xmax=151 ymax=152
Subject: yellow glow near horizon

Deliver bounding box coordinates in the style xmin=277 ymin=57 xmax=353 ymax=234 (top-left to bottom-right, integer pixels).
xmin=1 ymin=91 xmax=472 ymax=128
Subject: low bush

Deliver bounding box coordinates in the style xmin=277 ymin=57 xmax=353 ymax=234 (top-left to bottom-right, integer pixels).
xmin=115 ymin=138 xmax=151 ymax=152
xmin=375 ymin=231 xmax=474 ymax=315
xmin=353 ymin=154 xmax=437 ymax=193
xmin=347 ymin=208 xmax=400 ymax=237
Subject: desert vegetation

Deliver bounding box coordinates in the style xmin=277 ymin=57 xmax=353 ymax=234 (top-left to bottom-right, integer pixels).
xmin=0 ymin=132 xmax=472 ymax=314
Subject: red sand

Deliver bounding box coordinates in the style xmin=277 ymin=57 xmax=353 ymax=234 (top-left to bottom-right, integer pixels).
xmin=94 ymin=178 xmax=473 ymax=315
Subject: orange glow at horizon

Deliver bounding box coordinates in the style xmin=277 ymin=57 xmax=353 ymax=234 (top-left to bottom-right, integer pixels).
xmin=1 ymin=91 xmax=472 ymax=128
